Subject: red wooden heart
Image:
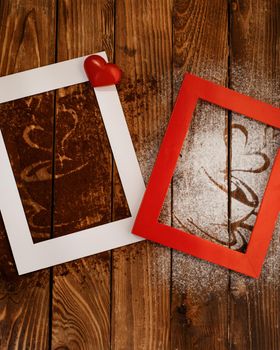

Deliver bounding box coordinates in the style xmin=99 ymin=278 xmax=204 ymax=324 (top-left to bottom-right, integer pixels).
xmin=84 ymin=55 xmax=122 ymax=87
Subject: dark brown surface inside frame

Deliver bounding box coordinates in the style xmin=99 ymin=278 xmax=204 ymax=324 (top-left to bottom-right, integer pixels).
xmin=0 ymin=1 xmax=279 ymax=349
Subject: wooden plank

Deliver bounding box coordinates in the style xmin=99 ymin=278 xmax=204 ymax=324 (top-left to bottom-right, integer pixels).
xmin=51 ymin=1 xmax=114 ymax=349
xmin=0 ymin=0 xmax=55 ymax=348
xmin=171 ymin=1 xmax=230 ymax=348
xmin=111 ymin=1 xmax=172 ymax=349
xmin=229 ymin=0 xmax=280 ymax=349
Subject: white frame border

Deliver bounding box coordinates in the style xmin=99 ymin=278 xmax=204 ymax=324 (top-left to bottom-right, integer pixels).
xmin=0 ymin=51 xmax=145 ymax=275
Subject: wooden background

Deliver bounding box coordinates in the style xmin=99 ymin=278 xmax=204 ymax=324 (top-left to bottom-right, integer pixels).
xmin=0 ymin=0 xmax=279 ymax=349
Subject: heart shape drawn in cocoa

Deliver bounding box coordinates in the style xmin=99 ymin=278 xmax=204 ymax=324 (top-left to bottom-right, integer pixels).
xmin=84 ymin=55 xmax=122 ymax=87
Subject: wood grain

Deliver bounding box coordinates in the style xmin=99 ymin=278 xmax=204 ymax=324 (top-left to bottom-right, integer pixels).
xmin=0 ymin=0 xmax=55 ymax=349
xmin=111 ymin=1 xmax=172 ymax=349
xmin=229 ymin=0 xmax=280 ymax=349
xmin=171 ymin=1 xmax=230 ymax=349
xmin=0 ymin=1 xmax=279 ymax=349
xmin=51 ymin=1 xmax=114 ymax=349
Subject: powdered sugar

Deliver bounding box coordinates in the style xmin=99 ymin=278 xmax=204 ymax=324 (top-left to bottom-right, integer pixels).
xmin=157 ymin=65 xmax=279 ymax=299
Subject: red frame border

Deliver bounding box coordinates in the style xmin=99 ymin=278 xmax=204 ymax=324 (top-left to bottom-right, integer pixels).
xmin=132 ymin=74 xmax=280 ymax=278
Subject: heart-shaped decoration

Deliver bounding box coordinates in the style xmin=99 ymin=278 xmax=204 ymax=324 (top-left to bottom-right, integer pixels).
xmin=84 ymin=55 xmax=122 ymax=87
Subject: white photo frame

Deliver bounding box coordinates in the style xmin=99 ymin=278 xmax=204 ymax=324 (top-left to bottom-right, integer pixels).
xmin=0 ymin=51 xmax=145 ymax=275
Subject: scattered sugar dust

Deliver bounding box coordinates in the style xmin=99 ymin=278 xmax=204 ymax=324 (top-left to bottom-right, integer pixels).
xmin=135 ymin=60 xmax=280 ymax=303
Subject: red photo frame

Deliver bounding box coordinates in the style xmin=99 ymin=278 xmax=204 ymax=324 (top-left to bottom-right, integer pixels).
xmin=132 ymin=74 xmax=280 ymax=278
